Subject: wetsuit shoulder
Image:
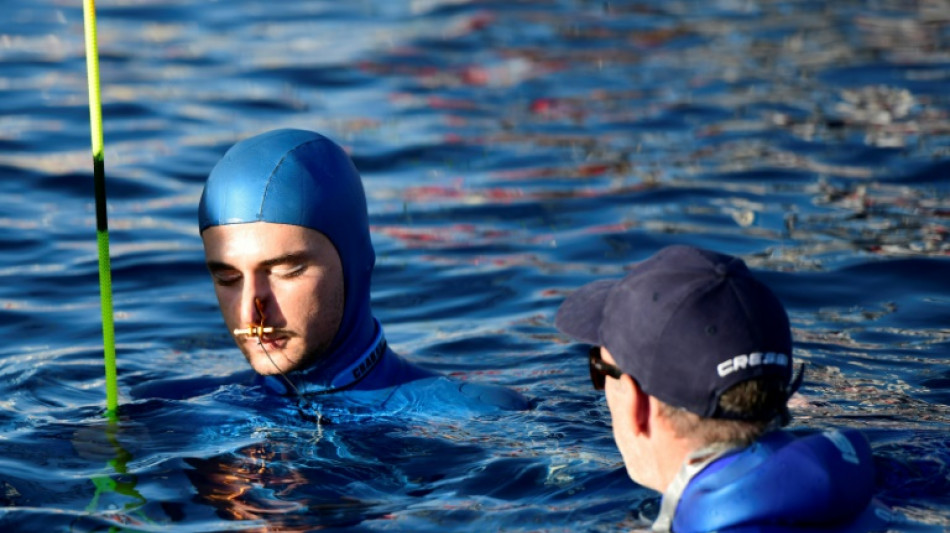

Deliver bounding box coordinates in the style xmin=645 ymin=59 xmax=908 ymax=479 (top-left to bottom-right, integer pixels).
xmin=673 ymin=429 xmax=880 ymax=532
xmin=350 ymin=347 xmax=437 ymax=391
xmin=355 ymin=346 xmax=528 ymax=411
xmin=457 ymin=380 xmax=529 ymax=412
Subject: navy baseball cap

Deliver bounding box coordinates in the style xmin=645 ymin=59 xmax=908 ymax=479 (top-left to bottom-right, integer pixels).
xmin=555 ymin=245 xmax=798 ymax=420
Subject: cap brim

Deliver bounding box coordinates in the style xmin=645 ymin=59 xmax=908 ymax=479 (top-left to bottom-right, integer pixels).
xmin=554 ymin=279 xmax=617 ymax=345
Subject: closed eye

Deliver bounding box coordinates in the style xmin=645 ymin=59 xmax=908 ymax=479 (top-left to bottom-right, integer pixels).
xmin=207 ymin=261 xmax=241 ymax=286
xmin=273 ymin=264 xmax=306 ymax=278
xmin=211 ymin=270 xmax=241 ymax=286
xmin=262 ymin=252 xmax=312 ymax=279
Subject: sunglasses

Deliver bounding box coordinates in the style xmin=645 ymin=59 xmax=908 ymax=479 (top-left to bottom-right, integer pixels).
xmin=588 ymin=346 xmax=625 ymax=390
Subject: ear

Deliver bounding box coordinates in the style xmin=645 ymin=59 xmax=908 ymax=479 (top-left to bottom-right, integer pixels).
xmin=619 ymin=374 xmax=651 ymax=436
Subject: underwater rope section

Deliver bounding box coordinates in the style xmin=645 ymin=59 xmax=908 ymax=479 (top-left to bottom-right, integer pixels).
xmin=83 ymin=0 xmax=119 ymax=419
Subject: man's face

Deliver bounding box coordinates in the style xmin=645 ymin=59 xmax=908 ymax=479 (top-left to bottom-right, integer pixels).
xmin=201 ymin=222 xmax=344 ymax=375
xmin=600 ymin=347 xmax=657 ymax=489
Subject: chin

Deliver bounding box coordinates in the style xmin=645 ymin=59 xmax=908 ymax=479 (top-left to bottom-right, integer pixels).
xmin=246 ymin=354 xmax=293 ymax=376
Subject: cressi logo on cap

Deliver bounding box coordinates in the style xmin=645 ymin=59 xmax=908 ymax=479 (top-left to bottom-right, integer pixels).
xmin=716 ymin=351 xmax=790 ymax=378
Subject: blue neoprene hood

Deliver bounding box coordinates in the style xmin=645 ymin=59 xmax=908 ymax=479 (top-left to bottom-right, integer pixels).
xmin=198 ymin=129 xmax=377 ymax=382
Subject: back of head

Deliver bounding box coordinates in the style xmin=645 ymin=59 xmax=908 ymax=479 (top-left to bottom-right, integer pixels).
xmin=659 ymin=379 xmax=791 ymax=445
xmin=557 ymin=245 xmax=798 ymax=436
xmin=198 ymin=129 xmax=376 ymax=353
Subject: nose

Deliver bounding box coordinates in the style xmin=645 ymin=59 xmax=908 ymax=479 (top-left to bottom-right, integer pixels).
xmin=238 ymin=274 xmax=272 ymax=329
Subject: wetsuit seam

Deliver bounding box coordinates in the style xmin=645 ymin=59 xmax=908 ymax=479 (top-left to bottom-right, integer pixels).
xmin=259 ymin=137 xmax=328 ymax=221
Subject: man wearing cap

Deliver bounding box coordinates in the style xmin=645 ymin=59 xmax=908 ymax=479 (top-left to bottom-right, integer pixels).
xmin=196 ymin=128 xmax=526 ymax=412
xmin=555 ymin=245 xmax=890 ymax=532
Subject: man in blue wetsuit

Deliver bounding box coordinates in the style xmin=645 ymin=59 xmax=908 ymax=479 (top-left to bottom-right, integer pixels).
xmin=197 ymin=128 xmax=525 ymax=412
xmin=555 ymin=245 xmax=893 ymax=532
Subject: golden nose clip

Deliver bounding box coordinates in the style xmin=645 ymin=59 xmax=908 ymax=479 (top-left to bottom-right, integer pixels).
xmin=233 ymin=298 xmax=274 ymax=337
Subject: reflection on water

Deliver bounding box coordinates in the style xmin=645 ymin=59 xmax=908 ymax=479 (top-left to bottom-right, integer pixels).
xmin=73 ymin=420 xmax=151 ymax=529
xmin=1 ymin=0 xmax=949 ymax=530
xmin=186 ymin=444 xmax=338 ymax=529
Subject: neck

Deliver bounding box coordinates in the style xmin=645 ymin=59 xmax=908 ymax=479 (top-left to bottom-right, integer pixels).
xmin=645 ymin=431 xmax=702 ymax=493
xmin=296 ymin=318 xmax=386 ymax=394
xmin=260 ymin=308 xmax=384 ymax=395
xmin=630 ymin=404 xmax=707 ymax=493
xmin=311 ymin=302 xmax=378 ymax=383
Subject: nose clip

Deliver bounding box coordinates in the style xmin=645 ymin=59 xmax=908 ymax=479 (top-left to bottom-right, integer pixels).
xmin=233 ymin=298 xmax=274 ymax=337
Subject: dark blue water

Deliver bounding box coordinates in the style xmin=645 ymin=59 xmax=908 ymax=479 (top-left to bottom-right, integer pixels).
xmin=1 ymin=0 xmax=949 ymax=531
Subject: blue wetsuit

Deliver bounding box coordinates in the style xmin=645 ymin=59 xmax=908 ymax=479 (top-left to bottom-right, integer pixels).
xmin=653 ymin=429 xmax=896 ymax=532
xmin=254 ymin=318 xmax=527 ymax=414
xmin=196 ymin=129 xmax=526 ymax=413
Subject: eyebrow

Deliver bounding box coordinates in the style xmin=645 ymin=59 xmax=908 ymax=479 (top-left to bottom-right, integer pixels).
xmin=260 ymin=251 xmax=311 ymax=269
xmin=206 ymin=251 xmax=311 ymax=272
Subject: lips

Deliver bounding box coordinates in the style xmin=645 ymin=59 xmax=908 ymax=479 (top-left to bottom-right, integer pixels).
xmin=236 ymin=328 xmax=292 ymax=350
xmin=251 ymin=334 xmax=289 ymax=350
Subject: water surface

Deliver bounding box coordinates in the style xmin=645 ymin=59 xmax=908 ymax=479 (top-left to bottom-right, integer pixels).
xmin=1 ymin=0 xmax=949 ymax=531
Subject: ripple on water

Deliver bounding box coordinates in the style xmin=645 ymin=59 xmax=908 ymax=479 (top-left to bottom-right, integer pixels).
xmin=2 ymin=0 xmax=950 ymax=530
